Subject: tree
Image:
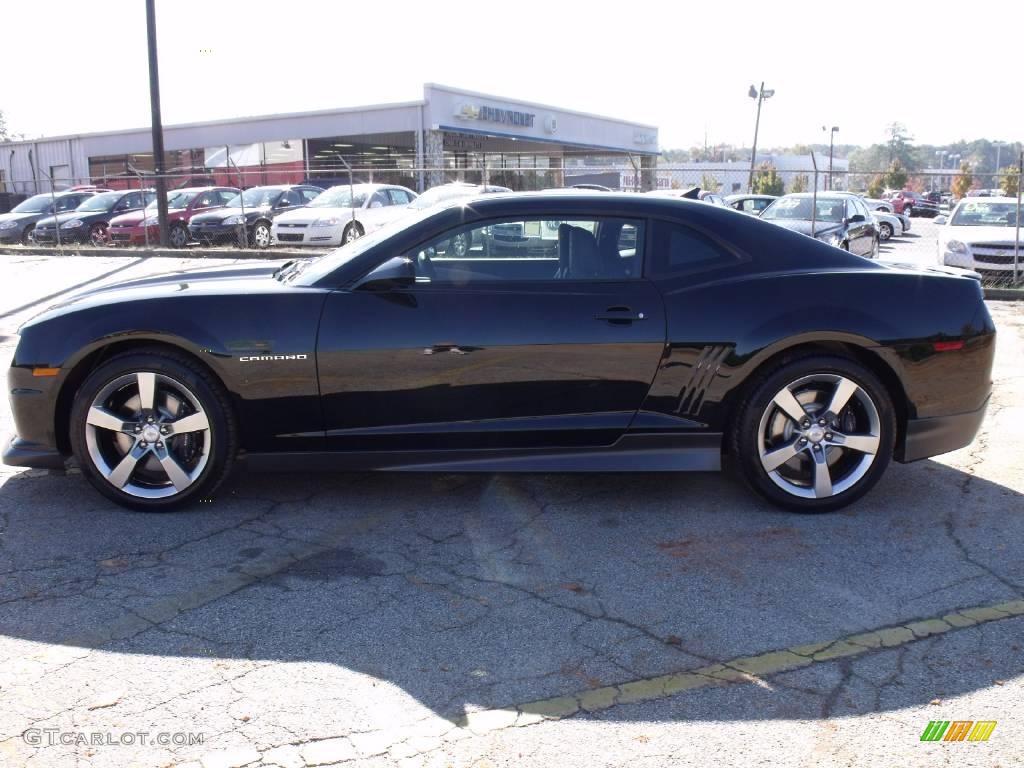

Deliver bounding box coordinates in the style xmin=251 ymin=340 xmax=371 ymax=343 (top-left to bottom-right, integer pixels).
xmin=884 ymin=161 xmax=908 ymax=191
xmin=790 ymin=174 xmax=809 ymax=193
xmin=867 ymin=175 xmax=885 ymax=198
xmin=700 ymin=173 xmax=721 ymax=193
xmin=886 ymin=122 xmax=914 ymax=166
xmin=951 ymin=161 xmax=974 ymax=200
xmin=0 ymin=109 xmax=8 ymax=141
xmin=752 ymin=162 xmax=784 ymax=195
xmin=1000 ymin=165 xmax=1020 ymax=198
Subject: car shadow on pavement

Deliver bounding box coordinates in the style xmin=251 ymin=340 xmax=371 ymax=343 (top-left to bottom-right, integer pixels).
xmin=0 ymin=456 xmax=1021 ymax=724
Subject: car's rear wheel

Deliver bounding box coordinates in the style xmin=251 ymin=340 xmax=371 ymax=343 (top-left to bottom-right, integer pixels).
xmin=169 ymin=223 xmax=190 ymax=248
xmin=251 ymin=221 xmax=272 ymax=248
xmin=70 ymin=350 xmax=236 ymax=511
xmin=730 ymin=355 xmax=895 ymax=512
xmin=343 ymin=221 xmax=364 ymax=244
xmin=878 ymin=222 xmax=893 ymax=241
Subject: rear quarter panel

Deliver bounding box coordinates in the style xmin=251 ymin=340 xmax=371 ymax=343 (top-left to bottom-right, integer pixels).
xmin=645 ymin=267 xmax=993 ymax=429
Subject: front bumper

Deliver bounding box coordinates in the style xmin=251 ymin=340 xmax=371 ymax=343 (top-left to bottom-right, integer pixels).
xmin=189 ymin=221 xmax=245 ymax=243
xmin=109 ymin=225 xmax=156 ymax=246
xmin=2 ymin=434 xmax=65 ymax=469
xmin=272 ymin=224 xmax=340 ymax=246
xmin=896 ymin=396 xmax=990 ymax=463
xmin=0 ymin=228 xmax=28 ymax=244
xmin=33 ymin=228 xmax=86 ymax=244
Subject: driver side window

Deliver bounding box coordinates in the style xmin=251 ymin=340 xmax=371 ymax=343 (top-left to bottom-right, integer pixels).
xmin=408 ymin=217 xmax=644 ymax=285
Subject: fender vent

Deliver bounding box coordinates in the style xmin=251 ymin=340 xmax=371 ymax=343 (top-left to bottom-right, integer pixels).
xmin=677 ymin=345 xmax=731 ymax=415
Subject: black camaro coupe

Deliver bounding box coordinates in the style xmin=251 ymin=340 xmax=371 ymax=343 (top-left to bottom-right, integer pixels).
xmin=4 ymin=193 xmax=994 ymax=512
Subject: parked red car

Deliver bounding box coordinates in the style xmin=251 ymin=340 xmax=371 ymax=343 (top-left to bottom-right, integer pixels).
xmin=108 ymin=186 xmax=239 ymax=247
xmin=887 ymin=190 xmax=939 ymax=218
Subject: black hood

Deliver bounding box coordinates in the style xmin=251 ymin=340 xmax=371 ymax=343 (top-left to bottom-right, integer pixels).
xmin=190 ymin=206 xmax=270 ymax=223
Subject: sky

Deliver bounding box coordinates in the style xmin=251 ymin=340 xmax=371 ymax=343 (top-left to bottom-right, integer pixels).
xmin=2 ymin=0 xmax=1021 ymax=151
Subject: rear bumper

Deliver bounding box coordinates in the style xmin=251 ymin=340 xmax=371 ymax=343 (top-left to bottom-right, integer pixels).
xmin=2 ymin=434 xmax=66 ymax=469
xmin=896 ymin=396 xmax=989 ymax=463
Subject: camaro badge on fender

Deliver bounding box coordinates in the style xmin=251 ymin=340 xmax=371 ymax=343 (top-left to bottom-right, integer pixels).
xmin=238 ymin=354 xmax=308 ymax=362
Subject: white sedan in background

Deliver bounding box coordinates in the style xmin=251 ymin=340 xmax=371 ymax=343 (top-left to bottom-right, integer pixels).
xmin=872 ymin=209 xmax=908 ymax=241
xmin=937 ymin=197 xmax=1021 ymax=275
xmin=271 ymin=183 xmax=417 ymax=246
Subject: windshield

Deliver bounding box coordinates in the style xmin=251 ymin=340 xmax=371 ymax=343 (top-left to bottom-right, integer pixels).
xmin=762 ymin=197 xmax=846 ymax=223
xmin=409 ymin=185 xmax=478 ymax=210
xmin=11 ymin=194 xmax=54 ymax=214
xmin=75 ymin=192 xmax=123 ymax=212
xmin=307 ymin=186 xmax=369 ymax=209
xmin=148 ymin=190 xmax=200 ymax=210
xmin=950 ymin=201 xmax=1019 ymax=227
xmin=294 ymin=205 xmax=450 ymax=285
xmin=224 ymin=188 xmax=282 ymax=209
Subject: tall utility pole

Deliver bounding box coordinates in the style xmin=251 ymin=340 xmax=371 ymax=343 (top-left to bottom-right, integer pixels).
xmin=993 ymin=141 xmax=1005 ymax=190
xmin=823 ymin=126 xmax=838 ymax=191
xmin=747 ymin=82 xmax=775 ymax=193
xmin=146 ymin=0 xmax=169 ymax=247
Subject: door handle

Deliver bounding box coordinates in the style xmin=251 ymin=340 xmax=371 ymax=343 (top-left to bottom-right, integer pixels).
xmin=595 ymin=306 xmax=645 ymax=323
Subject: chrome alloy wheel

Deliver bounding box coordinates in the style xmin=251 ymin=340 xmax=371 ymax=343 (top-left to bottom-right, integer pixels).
xmin=84 ymin=371 xmax=211 ymax=499
xmin=757 ymin=373 xmax=881 ymax=499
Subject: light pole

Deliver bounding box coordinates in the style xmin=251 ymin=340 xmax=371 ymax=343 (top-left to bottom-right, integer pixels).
xmin=993 ymin=141 xmax=1005 ymax=191
xmin=822 ymin=126 xmax=838 ymax=190
xmin=145 ymin=0 xmax=168 ymax=246
xmin=949 ymin=153 xmax=961 ymax=199
xmin=934 ymin=150 xmax=947 ymax=192
xmin=747 ymin=82 xmax=775 ymax=193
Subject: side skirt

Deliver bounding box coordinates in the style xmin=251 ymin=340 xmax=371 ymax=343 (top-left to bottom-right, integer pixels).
xmin=242 ymin=433 xmax=722 ymax=474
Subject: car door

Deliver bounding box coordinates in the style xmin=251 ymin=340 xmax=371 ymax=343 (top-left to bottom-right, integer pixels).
xmin=846 ymin=198 xmax=873 ymax=255
xmin=272 ymin=188 xmax=303 ymax=219
xmin=316 ymin=215 xmax=667 ymax=451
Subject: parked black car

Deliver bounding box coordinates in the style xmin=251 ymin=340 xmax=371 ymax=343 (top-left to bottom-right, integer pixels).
xmin=32 ymin=190 xmax=155 ymax=245
xmin=0 ymin=189 xmax=108 ymax=245
xmin=188 ymin=185 xmax=323 ymax=248
xmin=760 ymin=193 xmax=880 ymax=258
xmin=5 ymin=193 xmax=993 ymax=514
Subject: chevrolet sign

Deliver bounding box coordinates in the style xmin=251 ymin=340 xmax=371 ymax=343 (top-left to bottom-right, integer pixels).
xmin=456 ymin=103 xmax=536 ymax=128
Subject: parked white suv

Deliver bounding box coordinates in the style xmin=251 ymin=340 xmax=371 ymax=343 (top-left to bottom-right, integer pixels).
xmin=271 ymin=183 xmax=417 ymax=246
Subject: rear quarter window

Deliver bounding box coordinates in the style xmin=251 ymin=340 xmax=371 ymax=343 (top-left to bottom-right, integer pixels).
xmin=648 ymin=220 xmax=741 ymax=276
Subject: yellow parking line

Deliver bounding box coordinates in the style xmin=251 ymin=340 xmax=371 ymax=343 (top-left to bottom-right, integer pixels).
xmin=454 ymin=598 xmax=1024 ymax=734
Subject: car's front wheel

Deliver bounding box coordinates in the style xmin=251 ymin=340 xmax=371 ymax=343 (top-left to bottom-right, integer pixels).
xmin=904 ymin=205 xmax=913 ymax=218
xmin=730 ymin=355 xmax=895 ymax=512
xmin=251 ymin=221 xmax=272 ymax=249
xmin=89 ymin=223 xmax=109 ymax=246
xmin=343 ymin=221 xmax=364 ymax=244
xmin=21 ymin=225 xmax=35 ymax=245
xmin=169 ymin=223 xmax=190 ymax=248
xmin=70 ymin=349 xmax=237 ymax=511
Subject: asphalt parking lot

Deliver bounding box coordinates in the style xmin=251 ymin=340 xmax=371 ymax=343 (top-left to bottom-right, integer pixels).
xmin=0 ymin=252 xmax=1022 ymax=768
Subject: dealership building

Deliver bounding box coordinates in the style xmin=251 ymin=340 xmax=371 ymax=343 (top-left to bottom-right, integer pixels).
xmin=1 ymin=84 xmax=660 ymax=196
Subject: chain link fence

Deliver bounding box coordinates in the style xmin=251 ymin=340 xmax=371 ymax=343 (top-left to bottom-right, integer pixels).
xmin=1 ymin=163 xmax=1020 ymax=289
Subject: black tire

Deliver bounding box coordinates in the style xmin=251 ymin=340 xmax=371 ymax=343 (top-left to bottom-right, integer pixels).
xmin=878 ymin=222 xmax=893 ymax=241
xmin=904 ymin=205 xmax=913 ymax=218
xmin=89 ymin=223 xmax=109 ymax=247
xmin=342 ymin=221 xmax=364 ymax=244
xmin=251 ymin=221 xmax=272 ymax=249
xmin=169 ymin=223 xmax=190 ymax=248
xmin=729 ymin=354 xmax=896 ymax=513
xmin=69 ymin=348 xmax=237 ymax=511
xmin=21 ymin=225 xmax=35 ymax=246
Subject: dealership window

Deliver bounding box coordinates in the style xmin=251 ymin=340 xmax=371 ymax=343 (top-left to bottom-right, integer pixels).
xmin=409 ymin=217 xmax=643 ymax=284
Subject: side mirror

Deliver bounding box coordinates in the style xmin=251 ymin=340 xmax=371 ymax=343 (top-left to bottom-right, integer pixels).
xmin=355 ymin=256 xmax=415 ymax=291
xmin=933 ymin=215 xmax=947 ymax=225
xmin=847 ymin=214 xmax=865 ymax=223
xmin=277 ymin=199 xmax=291 ymax=208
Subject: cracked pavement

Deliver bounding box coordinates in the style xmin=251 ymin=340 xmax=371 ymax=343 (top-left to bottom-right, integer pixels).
xmin=0 ymin=255 xmax=1021 ymax=768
